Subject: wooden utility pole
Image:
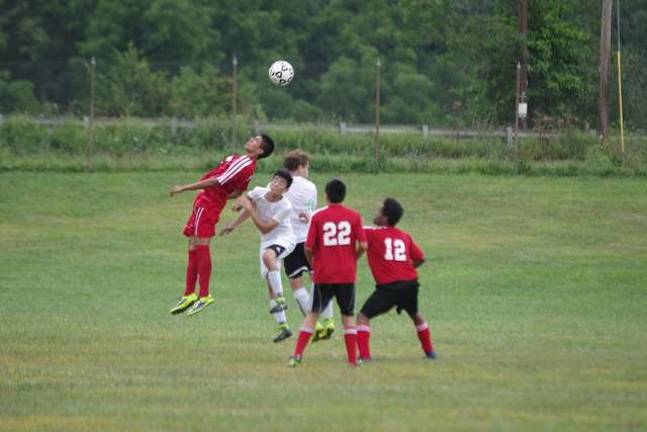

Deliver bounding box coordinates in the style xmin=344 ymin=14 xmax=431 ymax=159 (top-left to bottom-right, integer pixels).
xmin=599 ymin=0 xmax=613 ymax=143
xmin=374 ymin=58 xmax=381 ymax=162
xmin=231 ymin=55 xmax=238 ymax=149
xmin=517 ymin=0 xmax=528 ymax=130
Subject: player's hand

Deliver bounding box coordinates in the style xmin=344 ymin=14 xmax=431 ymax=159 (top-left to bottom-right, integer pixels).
xmin=220 ymin=225 xmax=234 ymax=236
xmin=298 ymin=212 xmax=309 ymax=223
xmin=231 ymin=203 xmax=243 ymax=212
xmin=170 ymin=185 xmax=184 ymax=196
xmin=227 ymin=189 xmax=242 ymax=199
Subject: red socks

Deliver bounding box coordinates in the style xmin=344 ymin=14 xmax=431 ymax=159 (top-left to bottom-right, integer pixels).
xmin=184 ymin=249 xmax=198 ymax=296
xmin=357 ymin=325 xmax=371 ymax=360
xmin=344 ymin=327 xmax=358 ymax=365
xmin=293 ymin=327 xmax=314 ymax=358
xmin=195 ymin=245 xmax=212 ymax=297
xmin=416 ymin=322 xmax=434 ymax=354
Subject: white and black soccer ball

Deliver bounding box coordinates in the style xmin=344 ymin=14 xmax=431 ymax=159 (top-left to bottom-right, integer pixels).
xmin=268 ymin=60 xmax=294 ymax=86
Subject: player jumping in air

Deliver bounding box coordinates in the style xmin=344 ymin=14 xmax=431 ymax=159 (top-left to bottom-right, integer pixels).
xmin=169 ymin=134 xmax=274 ymax=316
xmin=221 ymin=170 xmax=296 ymax=343
xmin=289 ymin=179 xmax=368 ymax=367
xmin=356 ymin=198 xmax=436 ymax=361
xmin=281 ymin=150 xmax=335 ymax=341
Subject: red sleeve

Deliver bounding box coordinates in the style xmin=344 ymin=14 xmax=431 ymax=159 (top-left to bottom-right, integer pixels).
xmin=409 ymin=236 xmax=425 ymax=262
xmin=305 ymin=215 xmax=318 ymax=250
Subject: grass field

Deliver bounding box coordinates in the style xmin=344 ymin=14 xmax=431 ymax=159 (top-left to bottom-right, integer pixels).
xmin=1 ymin=172 xmax=646 ymax=431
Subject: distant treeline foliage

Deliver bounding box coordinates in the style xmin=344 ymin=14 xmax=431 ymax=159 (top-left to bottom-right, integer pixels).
xmin=1 ymin=1 xmax=646 ymax=130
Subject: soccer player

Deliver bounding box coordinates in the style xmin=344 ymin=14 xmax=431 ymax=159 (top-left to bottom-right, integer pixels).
xmin=289 ymin=179 xmax=368 ymax=367
xmin=281 ymin=150 xmax=335 ymax=341
xmin=356 ymin=198 xmax=436 ymax=361
xmin=168 ymin=134 xmax=274 ymax=316
xmin=220 ymin=170 xmax=296 ymax=343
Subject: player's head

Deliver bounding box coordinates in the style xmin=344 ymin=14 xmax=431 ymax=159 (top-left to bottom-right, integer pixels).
xmin=270 ymin=169 xmax=293 ymax=193
xmin=283 ymin=149 xmax=311 ymax=177
xmin=325 ymin=178 xmax=346 ymax=204
xmin=375 ymin=197 xmax=403 ymax=226
xmin=247 ymin=134 xmax=275 ymax=159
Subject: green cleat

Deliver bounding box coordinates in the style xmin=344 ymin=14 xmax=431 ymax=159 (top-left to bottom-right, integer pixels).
xmin=273 ymin=323 xmax=292 ymax=343
xmin=311 ymin=322 xmax=327 ymax=343
xmin=269 ymin=296 xmax=288 ymax=314
xmin=170 ymin=293 xmax=198 ymax=314
xmin=288 ymin=355 xmax=302 ymax=368
xmin=322 ymin=318 xmax=335 ymax=339
xmin=186 ymin=295 xmax=215 ymax=316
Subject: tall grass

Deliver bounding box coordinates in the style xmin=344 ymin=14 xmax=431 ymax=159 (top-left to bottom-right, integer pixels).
xmin=1 ymin=115 xmax=646 ymax=176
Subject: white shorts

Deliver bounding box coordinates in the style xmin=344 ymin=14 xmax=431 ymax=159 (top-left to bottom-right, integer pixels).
xmin=259 ymin=239 xmax=296 ymax=277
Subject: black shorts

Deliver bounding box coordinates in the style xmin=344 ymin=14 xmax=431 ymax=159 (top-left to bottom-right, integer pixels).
xmin=359 ymin=280 xmax=420 ymax=319
xmin=312 ymin=283 xmax=355 ymax=316
xmin=283 ymin=242 xmax=311 ymax=279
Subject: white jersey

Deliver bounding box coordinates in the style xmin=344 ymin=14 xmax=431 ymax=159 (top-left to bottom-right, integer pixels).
xmin=283 ymin=176 xmax=317 ymax=243
xmin=247 ymin=187 xmax=295 ymax=246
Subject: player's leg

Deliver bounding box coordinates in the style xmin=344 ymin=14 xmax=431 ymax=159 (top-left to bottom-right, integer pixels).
xmin=289 ymin=284 xmax=331 ymax=367
xmin=283 ymin=243 xmax=312 ymax=316
xmin=336 ymin=284 xmax=360 ymax=366
xmin=171 ymin=205 xmax=203 ymax=314
xmin=187 ymin=236 xmax=215 ymax=316
xmin=262 ymin=246 xmax=291 ymax=342
xmin=356 ymin=288 xmax=395 ymax=361
xmin=400 ymin=283 xmax=436 ymax=359
xmin=263 ymin=246 xmax=288 ymax=313
xmin=410 ymin=312 xmax=436 ymax=359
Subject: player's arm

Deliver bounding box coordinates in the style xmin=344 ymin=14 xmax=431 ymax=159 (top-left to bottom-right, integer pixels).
xmin=355 ymin=217 xmax=369 ymax=259
xmin=410 ymin=237 xmax=426 ymax=268
xmin=170 ymin=177 xmax=220 ymax=196
xmin=220 ymin=210 xmax=251 ymax=236
xmin=235 ymin=195 xmax=279 ymax=235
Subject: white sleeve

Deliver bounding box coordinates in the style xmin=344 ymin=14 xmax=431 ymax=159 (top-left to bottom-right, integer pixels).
xmin=247 ymin=187 xmax=266 ymax=202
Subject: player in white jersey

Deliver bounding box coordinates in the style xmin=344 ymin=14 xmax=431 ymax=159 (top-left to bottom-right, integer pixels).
xmin=221 ymin=169 xmax=296 ymax=343
xmin=281 ymin=150 xmax=335 ymax=341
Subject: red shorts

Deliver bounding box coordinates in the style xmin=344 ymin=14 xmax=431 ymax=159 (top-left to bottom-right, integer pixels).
xmin=182 ymin=203 xmax=222 ymax=238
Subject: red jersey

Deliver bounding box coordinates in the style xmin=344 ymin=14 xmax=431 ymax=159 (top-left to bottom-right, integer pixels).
xmin=195 ymin=154 xmax=256 ymax=210
xmin=305 ymin=204 xmax=367 ymax=284
xmin=364 ymin=226 xmax=425 ymax=285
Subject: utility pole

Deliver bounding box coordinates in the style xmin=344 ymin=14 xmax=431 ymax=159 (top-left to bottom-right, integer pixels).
xmin=231 ymin=55 xmax=238 ymax=149
xmin=599 ymin=0 xmax=613 ymax=143
xmin=87 ymin=56 xmax=96 ymax=170
xmin=517 ymin=0 xmax=528 ymax=130
xmin=615 ymin=0 xmax=625 ymax=162
xmin=374 ymin=58 xmax=381 ymax=162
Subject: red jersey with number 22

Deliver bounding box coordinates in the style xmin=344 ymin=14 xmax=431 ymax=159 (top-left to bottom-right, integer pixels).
xmin=364 ymin=226 xmax=425 ymax=285
xmin=306 ymin=204 xmax=367 ymax=284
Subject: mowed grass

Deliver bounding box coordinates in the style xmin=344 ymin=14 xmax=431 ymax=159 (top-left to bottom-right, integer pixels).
xmin=1 ymin=172 xmax=646 ymax=431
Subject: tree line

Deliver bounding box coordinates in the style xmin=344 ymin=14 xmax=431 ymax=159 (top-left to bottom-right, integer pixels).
xmin=1 ymin=0 xmax=646 ymax=130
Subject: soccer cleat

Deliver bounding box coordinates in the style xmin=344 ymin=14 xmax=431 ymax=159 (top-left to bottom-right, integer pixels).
xmin=425 ymin=351 xmax=437 ymax=360
xmin=288 ymin=355 xmax=302 ymax=368
xmin=359 ymin=356 xmax=373 ymax=363
xmin=269 ymin=296 xmax=288 ymax=314
xmin=322 ymin=318 xmax=335 ymax=339
xmin=186 ymin=295 xmax=215 ymax=316
xmin=170 ymin=293 xmax=198 ymax=314
xmin=273 ymin=324 xmax=292 ymax=343
xmin=350 ymin=359 xmax=363 ymax=368
xmin=311 ymin=322 xmax=326 ymax=343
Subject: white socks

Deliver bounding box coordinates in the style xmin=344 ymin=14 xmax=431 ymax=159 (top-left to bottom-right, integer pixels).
xmin=266 ymin=271 xmax=283 ymax=297
xmin=293 ymin=287 xmax=311 ymax=316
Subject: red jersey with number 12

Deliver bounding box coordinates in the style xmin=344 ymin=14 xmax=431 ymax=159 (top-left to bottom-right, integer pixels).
xmin=306 ymin=204 xmax=367 ymax=284
xmin=194 ymin=154 xmax=256 ymax=210
xmin=364 ymin=226 xmax=425 ymax=285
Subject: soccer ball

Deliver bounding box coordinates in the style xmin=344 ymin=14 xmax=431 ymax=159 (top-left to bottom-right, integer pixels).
xmin=268 ymin=60 xmax=294 ymax=86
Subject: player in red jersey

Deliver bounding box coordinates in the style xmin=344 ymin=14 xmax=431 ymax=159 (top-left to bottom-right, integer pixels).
xmin=168 ymin=134 xmax=274 ymax=316
xmin=289 ymin=179 xmax=368 ymax=367
xmin=356 ymin=197 xmax=436 ymax=360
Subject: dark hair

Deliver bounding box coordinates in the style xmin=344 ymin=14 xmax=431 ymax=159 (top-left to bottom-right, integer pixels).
xmin=258 ymin=134 xmax=275 ymax=159
xmin=283 ymin=149 xmax=311 ymax=172
xmin=325 ymin=178 xmax=346 ymax=203
xmin=382 ymin=198 xmax=404 ymax=226
xmin=273 ymin=169 xmax=293 ymax=188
